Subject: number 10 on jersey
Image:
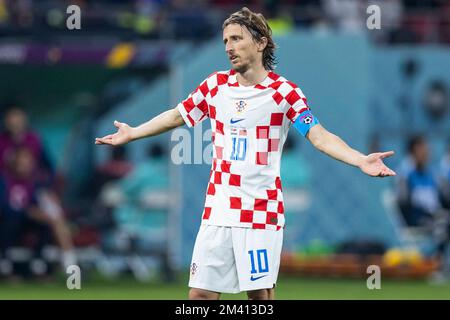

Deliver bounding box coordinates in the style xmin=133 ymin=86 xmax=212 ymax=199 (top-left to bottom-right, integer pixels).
xmin=230 ymin=136 xmax=247 ymax=161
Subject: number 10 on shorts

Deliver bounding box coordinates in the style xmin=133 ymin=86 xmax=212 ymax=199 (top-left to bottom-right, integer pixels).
xmin=248 ymin=249 xmax=269 ymax=274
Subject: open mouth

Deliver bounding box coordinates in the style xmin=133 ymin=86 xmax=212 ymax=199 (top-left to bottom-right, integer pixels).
xmin=230 ymin=55 xmax=238 ymax=63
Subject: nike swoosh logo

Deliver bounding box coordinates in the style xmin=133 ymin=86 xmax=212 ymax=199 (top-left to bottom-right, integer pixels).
xmin=230 ymin=118 xmax=244 ymax=124
xmin=250 ymin=275 xmax=268 ymax=281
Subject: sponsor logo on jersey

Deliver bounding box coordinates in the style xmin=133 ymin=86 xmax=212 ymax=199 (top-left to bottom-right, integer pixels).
xmin=230 ymin=118 xmax=245 ymax=124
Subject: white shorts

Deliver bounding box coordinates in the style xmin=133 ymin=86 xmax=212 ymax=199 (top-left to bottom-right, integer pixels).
xmin=188 ymin=224 xmax=283 ymax=294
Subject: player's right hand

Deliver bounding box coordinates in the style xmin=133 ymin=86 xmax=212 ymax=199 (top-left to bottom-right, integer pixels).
xmin=95 ymin=120 xmax=133 ymax=146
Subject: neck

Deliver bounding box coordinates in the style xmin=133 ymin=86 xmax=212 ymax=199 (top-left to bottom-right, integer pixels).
xmin=236 ymin=64 xmax=268 ymax=87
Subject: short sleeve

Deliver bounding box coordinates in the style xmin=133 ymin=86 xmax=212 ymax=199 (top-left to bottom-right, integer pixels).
xmin=176 ymin=77 xmax=211 ymax=127
xmin=282 ymin=82 xmax=319 ymax=137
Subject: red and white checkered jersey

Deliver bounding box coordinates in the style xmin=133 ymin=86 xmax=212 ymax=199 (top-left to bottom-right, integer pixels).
xmin=177 ymin=70 xmax=312 ymax=231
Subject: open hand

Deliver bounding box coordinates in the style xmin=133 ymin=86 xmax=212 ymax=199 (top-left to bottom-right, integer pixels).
xmin=359 ymin=151 xmax=396 ymax=177
xmin=95 ymin=120 xmax=133 ymax=146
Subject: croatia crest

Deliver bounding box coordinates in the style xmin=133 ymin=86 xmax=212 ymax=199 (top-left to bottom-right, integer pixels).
xmin=191 ymin=263 xmax=198 ymax=276
xmin=235 ymin=100 xmax=247 ymax=113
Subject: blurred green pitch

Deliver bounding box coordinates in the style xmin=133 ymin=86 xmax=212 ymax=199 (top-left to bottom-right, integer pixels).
xmin=1 ymin=273 xmax=450 ymax=300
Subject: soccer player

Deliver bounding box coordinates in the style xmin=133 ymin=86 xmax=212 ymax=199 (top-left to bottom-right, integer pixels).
xmin=95 ymin=7 xmax=396 ymax=300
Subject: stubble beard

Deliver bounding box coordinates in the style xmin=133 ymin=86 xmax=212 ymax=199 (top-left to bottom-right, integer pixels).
xmin=232 ymin=61 xmax=248 ymax=74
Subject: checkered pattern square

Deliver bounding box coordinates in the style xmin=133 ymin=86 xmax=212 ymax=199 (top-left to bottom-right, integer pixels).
xmin=230 ymin=197 xmax=242 ymax=209
xmin=202 ymin=207 xmax=212 ymax=220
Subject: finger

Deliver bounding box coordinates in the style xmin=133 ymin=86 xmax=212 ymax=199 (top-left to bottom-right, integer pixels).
xmin=95 ymin=139 xmax=103 ymax=144
xmin=382 ymin=166 xmax=396 ymax=176
xmin=378 ymin=172 xmax=388 ymax=178
xmin=378 ymin=170 xmax=396 ymax=177
xmin=96 ymin=137 xmax=113 ymax=145
xmin=114 ymin=120 xmax=122 ymax=128
xmin=96 ymin=134 xmax=113 ymax=141
xmin=380 ymin=150 xmax=395 ymax=159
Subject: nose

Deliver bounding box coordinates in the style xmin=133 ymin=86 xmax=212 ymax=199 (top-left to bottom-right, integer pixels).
xmin=225 ymin=42 xmax=233 ymax=54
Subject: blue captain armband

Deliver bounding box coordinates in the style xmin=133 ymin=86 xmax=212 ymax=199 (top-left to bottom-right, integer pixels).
xmin=292 ymin=109 xmax=319 ymax=137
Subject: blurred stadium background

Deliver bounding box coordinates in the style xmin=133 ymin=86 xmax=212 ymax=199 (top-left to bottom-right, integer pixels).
xmin=1 ymin=0 xmax=450 ymax=299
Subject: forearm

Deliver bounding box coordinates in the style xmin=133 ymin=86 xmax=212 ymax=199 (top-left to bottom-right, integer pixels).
xmin=131 ymin=107 xmax=184 ymax=141
xmin=311 ymin=128 xmax=365 ymax=168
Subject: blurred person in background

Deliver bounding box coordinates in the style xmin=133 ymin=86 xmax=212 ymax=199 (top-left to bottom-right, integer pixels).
xmin=0 ymin=105 xmax=54 ymax=186
xmin=116 ymin=142 xmax=168 ymax=208
xmin=322 ymin=0 xmax=366 ymax=33
xmin=87 ymin=145 xmax=133 ymax=227
xmin=0 ymin=105 xmax=69 ymax=234
xmin=8 ymin=0 xmax=33 ymax=28
xmin=0 ymin=148 xmax=76 ymax=272
xmin=439 ymin=139 xmax=450 ymax=210
xmin=0 ymin=105 xmax=70 ymax=225
xmin=96 ymin=7 xmax=396 ymax=300
xmin=92 ymin=145 xmax=134 ymax=197
xmin=0 ymin=105 xmax=76 ymax=270
xmin=99 ymin=142 xmax=168 ymax=244
xmin=114 ymin=142 xmax=169 ymax=239
xmin=396 ymin=134 xmax=450 ymax=276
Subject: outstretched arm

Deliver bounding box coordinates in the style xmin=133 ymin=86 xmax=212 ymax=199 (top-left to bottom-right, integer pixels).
xmin=306 ymin=124 xmax=396 ymax=177
xmin=95 ymin=107 xmax=185 ymax=146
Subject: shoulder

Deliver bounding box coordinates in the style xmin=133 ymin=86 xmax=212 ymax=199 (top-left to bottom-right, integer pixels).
xmin=266 ymin=73 xmax=309 ymax=110
xmin=195 ymin=70 xmax=233 ymax=95
xmin=266 ymin=72 xmax=305 ymax=93
xmin=207 ymin=70 xmax=232 ymax=77
xmin=203 ymin=70 xmax=233 ymax=84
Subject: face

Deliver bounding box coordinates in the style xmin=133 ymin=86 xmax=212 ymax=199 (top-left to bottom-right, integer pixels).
xmin=4 ymin=108 xmax=28 ymax=136
xmin=223 ymin=24 xmax=265 ymax=73
xmin=412 ymin=140 xmax=429 ymax=166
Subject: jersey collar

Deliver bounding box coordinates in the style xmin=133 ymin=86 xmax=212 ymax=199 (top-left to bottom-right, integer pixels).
xmin=227 ymin=70 xmax=280 ymax=89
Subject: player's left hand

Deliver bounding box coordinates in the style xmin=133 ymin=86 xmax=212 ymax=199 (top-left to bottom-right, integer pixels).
xmin=359 ymin=151 xmax=396 ymax=177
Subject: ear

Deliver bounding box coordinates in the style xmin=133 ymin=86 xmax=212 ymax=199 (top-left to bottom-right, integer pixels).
xmin=257 ymin=37 xmax=268 ymax=52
